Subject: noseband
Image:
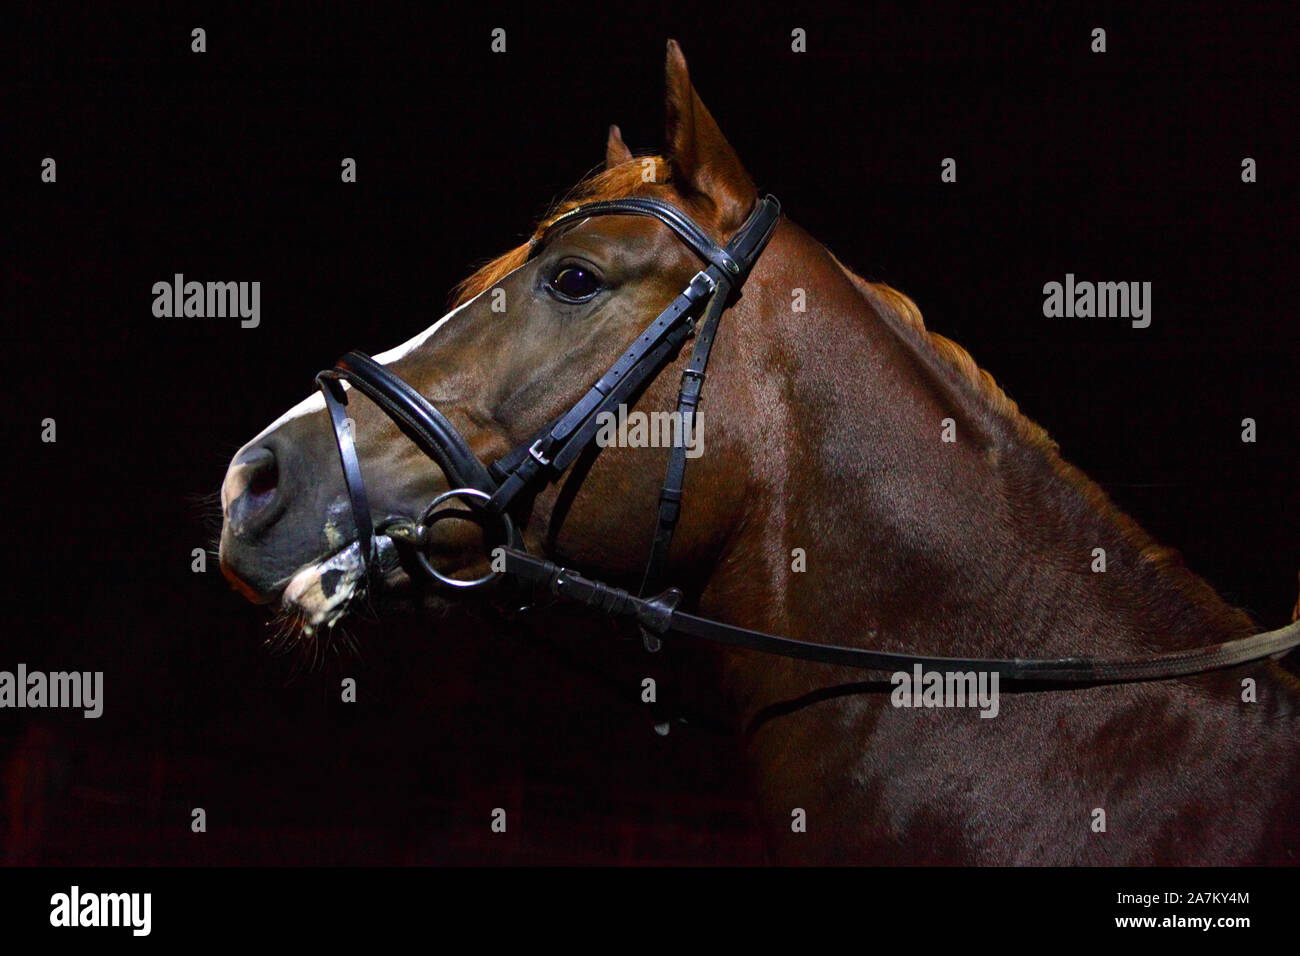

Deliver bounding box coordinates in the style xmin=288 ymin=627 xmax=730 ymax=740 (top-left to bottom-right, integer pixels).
xmin=316 ymin=194 xmax=1300 ymax=684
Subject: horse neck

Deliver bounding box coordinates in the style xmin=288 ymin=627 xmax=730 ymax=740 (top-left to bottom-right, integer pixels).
xmin=703 ymin=225 xmax=1256 ymax=672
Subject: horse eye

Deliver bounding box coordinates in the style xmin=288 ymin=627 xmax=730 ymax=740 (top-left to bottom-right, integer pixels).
xmin=549 ymin=265 xmax=602 ymax=302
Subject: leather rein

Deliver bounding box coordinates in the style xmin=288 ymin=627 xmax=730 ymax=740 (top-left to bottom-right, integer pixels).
xmin=315 ymin=194 xmax=1300 ymax=685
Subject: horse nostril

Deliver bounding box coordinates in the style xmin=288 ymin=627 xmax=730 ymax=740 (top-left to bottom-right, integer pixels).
xmin=246 ymin=450 xmax=279 ymax=499
xmin=228 ymin=446 xmax=283 ymax=536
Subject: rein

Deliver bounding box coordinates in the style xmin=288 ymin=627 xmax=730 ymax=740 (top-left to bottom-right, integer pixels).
xmin=315 ymin=194 xmax=1300 ymax=684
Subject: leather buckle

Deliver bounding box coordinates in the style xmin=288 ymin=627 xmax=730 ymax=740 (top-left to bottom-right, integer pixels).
xmin=686 ymin=271 xmax=717 ymax=300
xmin=528 ymin=439 xmax=552 ymax=467
xmin=678 ymin=367 xmax=706 ymax=405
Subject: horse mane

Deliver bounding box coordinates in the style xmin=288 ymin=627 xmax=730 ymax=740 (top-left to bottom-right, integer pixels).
xmin=451 ymin=157 xmax=1189 ymax=574
xmin=835 ymin=262 xmax=1054 ymax=451
xmin=835 ymin=259 xmax=1189 ymax=572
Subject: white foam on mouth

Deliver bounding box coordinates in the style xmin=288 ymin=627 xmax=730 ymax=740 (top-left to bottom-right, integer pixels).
xmin=281 ymin=541 xmax=367 ymax=630
xmin=246 ymin=275 xmax=523 ymax=632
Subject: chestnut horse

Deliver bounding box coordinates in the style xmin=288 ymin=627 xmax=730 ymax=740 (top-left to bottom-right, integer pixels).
xmin=219 ymin=42 xmax=1299 ymax=864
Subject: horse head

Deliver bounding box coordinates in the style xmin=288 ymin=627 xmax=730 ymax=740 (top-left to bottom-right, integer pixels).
xmin=219 ymin=41 xmax=791 ymax=636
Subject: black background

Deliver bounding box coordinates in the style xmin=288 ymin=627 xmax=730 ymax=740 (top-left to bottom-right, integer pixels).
xmin=4 ymin=2 xmax=1297 ymax=866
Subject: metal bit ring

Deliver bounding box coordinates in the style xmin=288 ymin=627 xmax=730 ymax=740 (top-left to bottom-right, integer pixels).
xmin=412 ymin=488 xmax=513 ymax=590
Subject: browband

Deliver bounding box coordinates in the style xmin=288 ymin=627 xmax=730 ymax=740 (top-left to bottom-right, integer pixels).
xmin=534 ymin=196 xmax=751 ymax=277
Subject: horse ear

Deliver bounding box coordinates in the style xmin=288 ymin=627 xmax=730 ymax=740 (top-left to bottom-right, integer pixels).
xmin=605 ymin=124 xmax=634 ymax=169
xmin=664 ymin=39 xmax=756 ymax=225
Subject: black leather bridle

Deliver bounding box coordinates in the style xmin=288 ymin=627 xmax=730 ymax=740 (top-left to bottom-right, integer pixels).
xmin=315 ymin=194 xmax=1300 ymax=684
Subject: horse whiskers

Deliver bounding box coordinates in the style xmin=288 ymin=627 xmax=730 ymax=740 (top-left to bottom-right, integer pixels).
xmin=189 ymin=490 xmax=227 ymax=543
xmin=263 ymin=595 xmax=365 ymax=672
xmin=263 ymin=607 xmax=301 ymax=657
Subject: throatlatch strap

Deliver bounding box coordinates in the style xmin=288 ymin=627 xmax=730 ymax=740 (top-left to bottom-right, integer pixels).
xmin=638 ymin=275 xmax=733 ymax=599
xmin=637 ymin=196 xmax=781 ymax=601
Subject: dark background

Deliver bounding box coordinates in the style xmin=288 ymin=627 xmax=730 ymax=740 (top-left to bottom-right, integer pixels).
xmin=4 ymin=2 xmax=1296 ymax=864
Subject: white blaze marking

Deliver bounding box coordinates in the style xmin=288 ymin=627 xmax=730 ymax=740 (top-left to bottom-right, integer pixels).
xmin=246 ymin=286 xmax=492 ymax=445
xmin=247 ymin=389 xmax=330 ymax=445
xmin=371 ymin=296 xmax=472 ymax=365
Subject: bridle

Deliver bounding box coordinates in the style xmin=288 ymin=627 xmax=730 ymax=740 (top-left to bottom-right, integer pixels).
xmin=315 ymin=193 xmax=1300 ymax=684
xmin=317 ymin=194 xmax=781 ymax=595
